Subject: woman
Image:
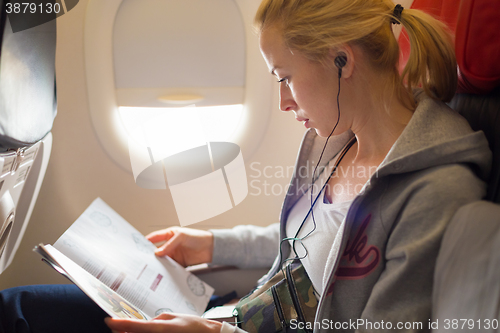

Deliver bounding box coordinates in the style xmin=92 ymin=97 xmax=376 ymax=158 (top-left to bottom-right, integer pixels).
xmin=0 ymin=0 xmax=491 ymax=332
xmin=105 ymin=0 xmax=490 ymax=332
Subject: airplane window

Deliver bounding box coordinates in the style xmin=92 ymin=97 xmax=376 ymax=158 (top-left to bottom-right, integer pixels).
xmin=119 ymin=104 xmax=244 ymax=160
xmin=84 ymin=0 xmax=273 ymax=174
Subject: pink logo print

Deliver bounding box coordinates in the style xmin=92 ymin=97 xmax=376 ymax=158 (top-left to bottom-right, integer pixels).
xmin=336 ymin=214 xmax=380 ymax=280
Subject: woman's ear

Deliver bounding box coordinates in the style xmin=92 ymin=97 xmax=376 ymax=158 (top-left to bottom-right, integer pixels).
xmin=329 ymin=45 xmax=354 ymax=79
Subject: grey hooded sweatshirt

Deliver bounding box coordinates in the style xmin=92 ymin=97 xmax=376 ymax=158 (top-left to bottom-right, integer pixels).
xmin=211 ymin=90 xmax=492 ymax=332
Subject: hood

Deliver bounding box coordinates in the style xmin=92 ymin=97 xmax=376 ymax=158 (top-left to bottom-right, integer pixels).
xmin=377 ymin=90 xmax=491 ymax=181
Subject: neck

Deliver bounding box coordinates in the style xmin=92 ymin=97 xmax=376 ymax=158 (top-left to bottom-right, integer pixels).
xmin=347 ymin=76 xmax=414 ymax=166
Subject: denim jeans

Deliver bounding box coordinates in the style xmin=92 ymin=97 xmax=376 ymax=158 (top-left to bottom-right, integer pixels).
xmin=0 ymin=284 xmax=234 ymax=332
xmin=0 ymin=284 xmax=110 ymax=333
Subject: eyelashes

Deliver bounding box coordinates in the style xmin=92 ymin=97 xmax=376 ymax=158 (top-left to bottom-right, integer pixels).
xmin=277 ymin=77 xmax=289 ymax=86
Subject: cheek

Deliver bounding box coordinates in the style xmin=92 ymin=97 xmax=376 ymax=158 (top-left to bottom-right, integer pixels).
xmin=290 ymin=84 xmax=313 ymax=106
xmin=290 ymin=80 xmax=336 ymax=115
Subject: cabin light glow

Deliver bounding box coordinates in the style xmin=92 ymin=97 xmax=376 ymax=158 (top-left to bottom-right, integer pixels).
xmin=118 ymin=104 xmax=244 ymax=161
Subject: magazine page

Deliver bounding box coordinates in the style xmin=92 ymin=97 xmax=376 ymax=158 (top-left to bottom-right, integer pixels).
xmin=53 ymin=198 xmax=213 ymax=317
xmin=35 ymin=244 xmax=152 ymax=320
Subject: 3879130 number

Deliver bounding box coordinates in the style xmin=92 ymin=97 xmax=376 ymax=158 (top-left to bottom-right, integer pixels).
xmin=5 ymin=2 xmax=61 ymax=14
xmin=443 ymin=319 xmax=499 ymax=330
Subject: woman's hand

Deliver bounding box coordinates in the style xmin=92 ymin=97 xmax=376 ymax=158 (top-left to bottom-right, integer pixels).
xmin=146 ymin=227 xmax=214 ymax=267
xmin=105 ymin=313 xmax=222 ymax=333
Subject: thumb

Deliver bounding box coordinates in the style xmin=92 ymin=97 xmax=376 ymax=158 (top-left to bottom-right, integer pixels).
xmin=155 ymin=232 xmax=184 ymax=257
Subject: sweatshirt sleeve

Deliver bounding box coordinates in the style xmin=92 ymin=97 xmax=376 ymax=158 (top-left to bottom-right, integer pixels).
xmin=357 ymin=165 xmax=487 ymax=331
xmin=210 ymin=223 xmax=280 ymax=269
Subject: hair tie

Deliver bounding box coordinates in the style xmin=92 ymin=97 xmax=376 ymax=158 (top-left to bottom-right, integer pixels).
xmin=391 ymin=4 xmax=404 ymax=25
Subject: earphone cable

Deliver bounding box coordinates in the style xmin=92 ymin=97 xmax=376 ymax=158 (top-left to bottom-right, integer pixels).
xmin=277 ymin=60 xmax=355 ymax=273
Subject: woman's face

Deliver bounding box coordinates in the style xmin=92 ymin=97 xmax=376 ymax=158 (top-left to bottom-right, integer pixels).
xmin=259 ymin=27 xmax=343 ymax=137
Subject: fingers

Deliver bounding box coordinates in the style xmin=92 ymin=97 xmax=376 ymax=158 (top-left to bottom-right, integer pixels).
xmin=144 ymin=227 xmax=213 ymax=266
xmin=105 ymin=317 xmax=164 ymax=333
xmin=145 ymin=228 xmax=176 ymax=244
xmin=154 ymin=313 xmax=176 ymax=320
xmin=105 ymin=314 xmax=221 ymax=333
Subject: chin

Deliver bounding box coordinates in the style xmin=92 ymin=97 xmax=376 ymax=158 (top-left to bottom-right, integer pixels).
xmin=315 ymin=127 xmax=347 ymax=138
xmin=314 ymin=127 xmax=332 ymax=138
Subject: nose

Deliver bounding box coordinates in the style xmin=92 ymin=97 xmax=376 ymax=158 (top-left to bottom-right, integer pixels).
xmin=279 ymin=82 xmax=297 ymax=112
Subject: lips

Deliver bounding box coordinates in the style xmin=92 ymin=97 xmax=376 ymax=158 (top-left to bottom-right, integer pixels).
xmin=296 ymin=117 xmax=310 ymax=128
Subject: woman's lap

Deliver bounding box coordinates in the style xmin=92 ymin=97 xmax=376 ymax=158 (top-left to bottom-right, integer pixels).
xmin=0 ymin=284 xmax=110 ymax=333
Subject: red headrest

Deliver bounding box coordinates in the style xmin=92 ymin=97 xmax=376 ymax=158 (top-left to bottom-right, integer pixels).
xmin=455 ymin=0 xmax=500 ymax=94
xmin=398 ymin=0 xmax=500 ymax=94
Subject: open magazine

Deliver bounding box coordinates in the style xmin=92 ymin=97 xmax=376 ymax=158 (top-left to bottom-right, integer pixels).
xmin=34 ymin=198 xmax=214 ymax=320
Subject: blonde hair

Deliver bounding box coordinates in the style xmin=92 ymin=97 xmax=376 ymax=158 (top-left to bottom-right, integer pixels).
xmin=254 ymin=0 xmax=457 ymax=104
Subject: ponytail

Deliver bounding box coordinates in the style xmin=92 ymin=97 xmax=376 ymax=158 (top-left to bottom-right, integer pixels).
xmin=397 ymin=8 xmax=457 ymax=103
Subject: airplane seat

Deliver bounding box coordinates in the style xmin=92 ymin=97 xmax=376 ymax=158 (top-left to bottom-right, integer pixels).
xmin=448 ymin=0 xmax=500 ymax=203
xmin=400 ymin=0 xmax=500 ymax=202
xmin=0 ymin=5 xmax=56 ymax=275
xmin=401 ymin=0 xmax=500 ymax=329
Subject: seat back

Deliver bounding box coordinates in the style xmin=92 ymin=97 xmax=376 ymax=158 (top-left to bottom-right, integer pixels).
xmin=401 ymin=1 xmax=500 ymax=328
xmin=400 ymin=0 xmax=500 ymax=202
xmin=449 ymin=0 xmax=500 ymax=202
xmin=0 ymin=1 xmax=56 ymax=274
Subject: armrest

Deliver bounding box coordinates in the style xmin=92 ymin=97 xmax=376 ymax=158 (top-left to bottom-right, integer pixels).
xmin=188 ymin=264 xmax=269 ymax=297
